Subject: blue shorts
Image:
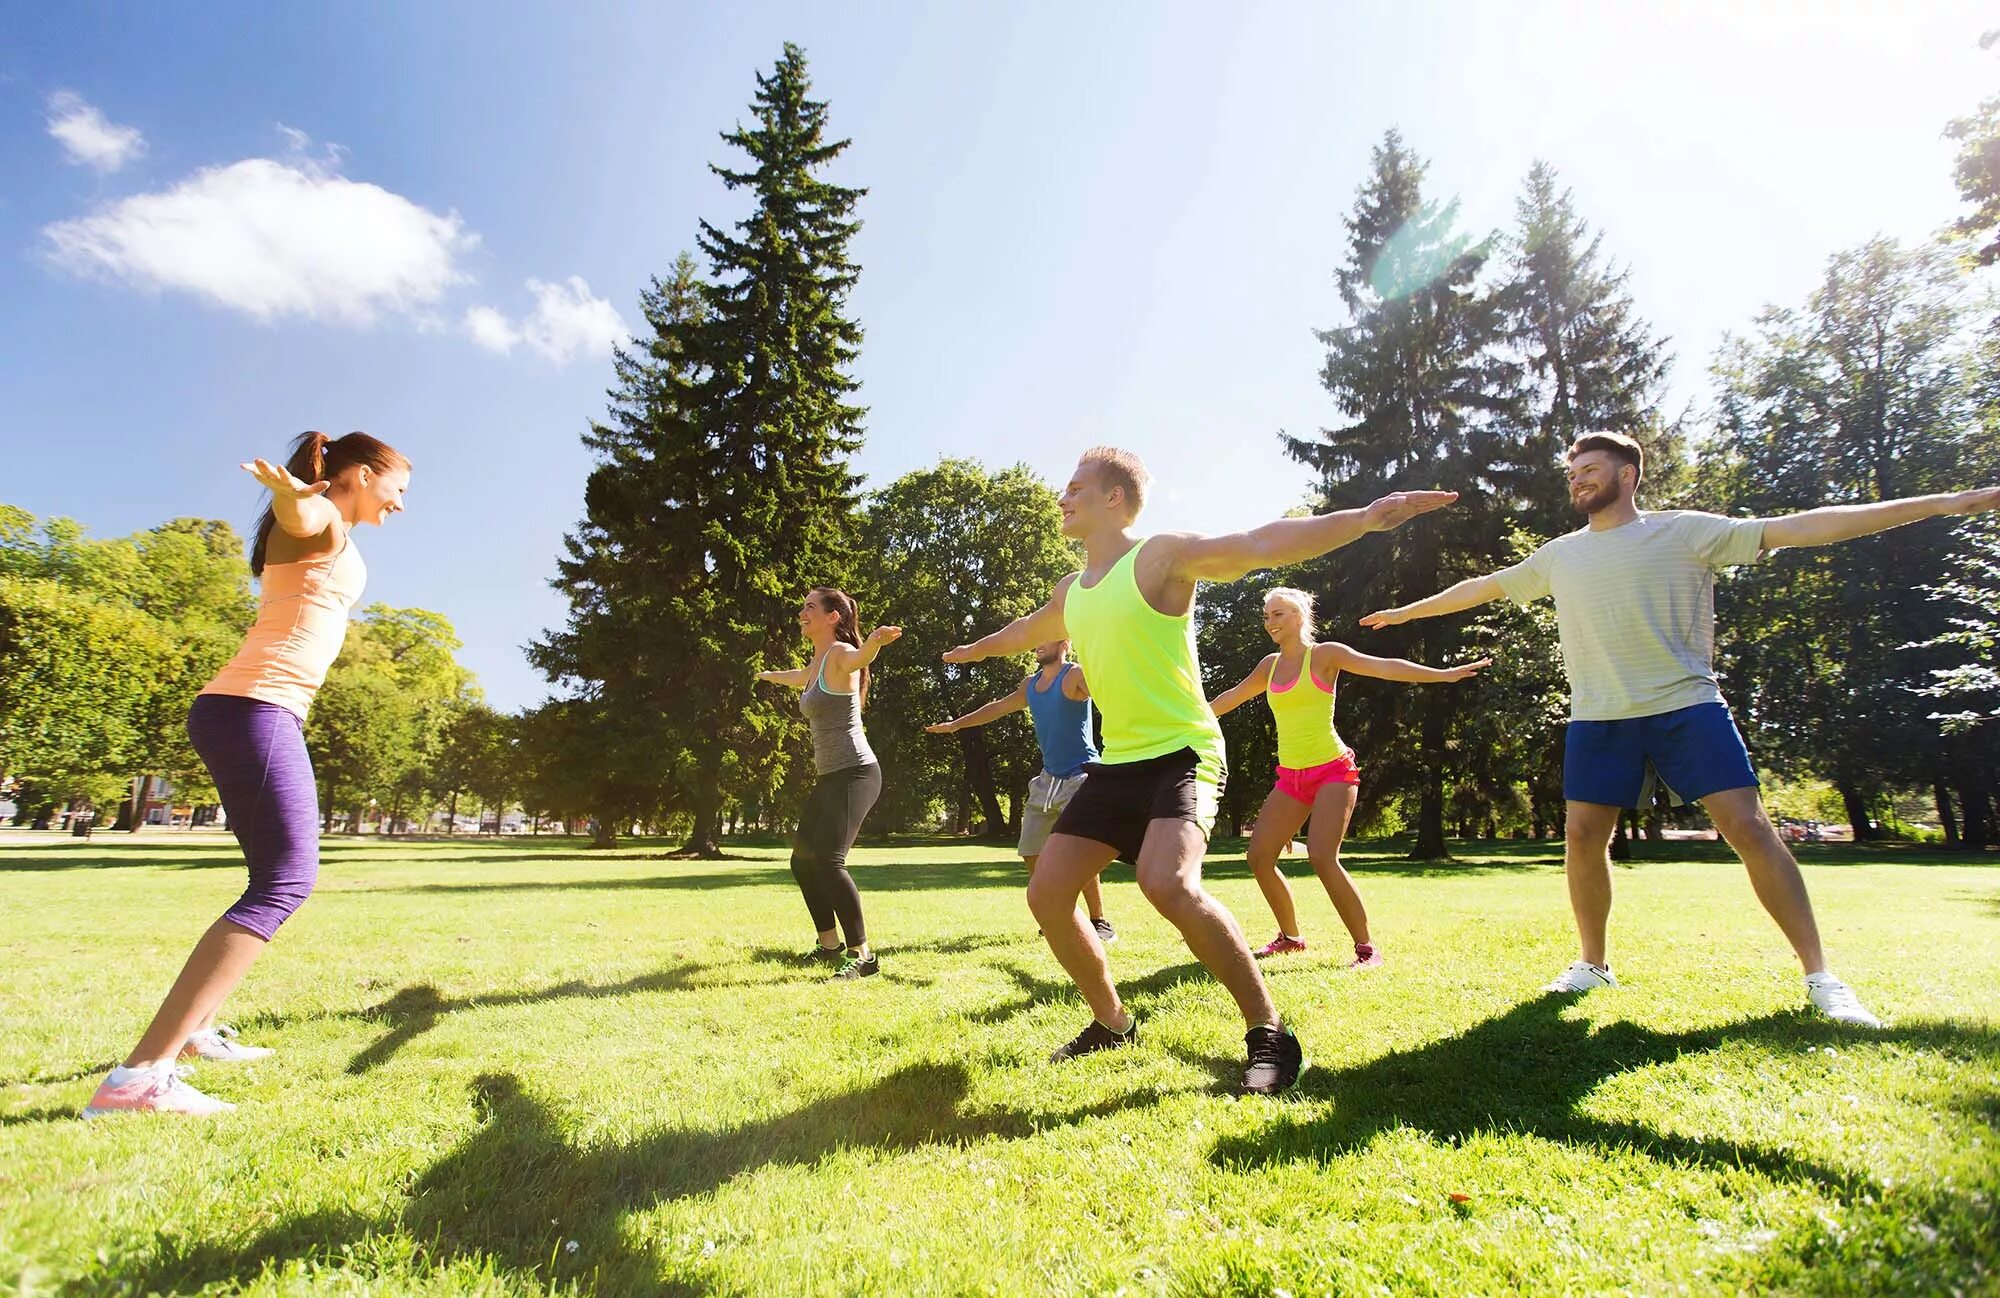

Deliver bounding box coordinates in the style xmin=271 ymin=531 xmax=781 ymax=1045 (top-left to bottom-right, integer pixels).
xmin=1562 ymin=701 xmax=1758 ymax=809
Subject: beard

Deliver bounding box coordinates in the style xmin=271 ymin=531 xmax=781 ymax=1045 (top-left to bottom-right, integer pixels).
xmin=1569 ymin=483 xmax=1619 ymax=516
xmin=1034 ymin=648 xmax=1062 ymax=666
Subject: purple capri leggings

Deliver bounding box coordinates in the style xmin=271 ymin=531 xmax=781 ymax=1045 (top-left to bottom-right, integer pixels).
xmin=186 ymin=693 xmax=320 ymax=940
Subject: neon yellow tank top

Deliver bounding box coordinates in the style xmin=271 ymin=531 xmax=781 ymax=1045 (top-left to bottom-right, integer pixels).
xmin=1063 ymin=538 xmax=1225 ymax=772
xmin=1266 ymin=652 xmax=1348 ymax=769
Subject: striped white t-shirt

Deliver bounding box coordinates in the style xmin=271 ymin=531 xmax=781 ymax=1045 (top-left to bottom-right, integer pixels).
xmin=1494 ymin=510 xmax=1767 ymax=722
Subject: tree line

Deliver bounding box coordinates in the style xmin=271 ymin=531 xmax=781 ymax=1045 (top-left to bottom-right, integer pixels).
xmin=5 ymin=41 xmax=1997 ymax=852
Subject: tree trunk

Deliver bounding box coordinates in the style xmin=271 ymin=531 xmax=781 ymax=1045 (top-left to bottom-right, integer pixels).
xmin=1959 ymin=780 xmax=1992 ymax=851
xmin=115 ymin=776 xmax=143 ymax=832
xmin=1835 ymin=779 xmax=1876 ymax=842
xmin=1933 ymin=778 xmax=1959 ymax=848
xmin=1410 ymin=700 xmax=1449 ymax=860
xmin=682 ymin=739 xmax=725 ymax=857
xmin=591 ymin=814 xmax=618 ymax=849
xmin=958 ymin=728 xmax=1007 ymax=838
xmin=1610 ymin=814 xmax=1631 ymax=862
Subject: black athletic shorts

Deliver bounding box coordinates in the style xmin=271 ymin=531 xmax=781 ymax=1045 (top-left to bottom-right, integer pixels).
xmin=1050 ymin=745 xmax=1226 ymax=863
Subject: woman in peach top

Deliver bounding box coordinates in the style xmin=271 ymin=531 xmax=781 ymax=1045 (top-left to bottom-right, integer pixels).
xmin=85 ymin=431 xmax=410 ymax=1118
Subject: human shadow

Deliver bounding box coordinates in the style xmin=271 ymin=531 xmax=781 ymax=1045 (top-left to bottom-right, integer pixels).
xmin=335 ymin=961 xmax=795 ymax=1076
xmin=0 ymin=1104 xmax=85 ymax=1127
xmin=1205 ymin=997 xmax=2000 ymax=1197
xmin=104 ymin=1061 xmax=1175 ymax=1293
xmin=957 ymin=957 xmax=1218 ymax=1039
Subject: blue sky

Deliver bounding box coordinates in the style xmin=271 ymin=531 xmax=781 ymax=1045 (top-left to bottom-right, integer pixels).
xmin=3 ymin=2 xmax=1993 ymax=710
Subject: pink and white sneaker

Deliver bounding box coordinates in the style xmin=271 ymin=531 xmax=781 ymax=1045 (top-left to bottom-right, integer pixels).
xmin=82 ymin=1065 xmax=235 ymax=1118
xmin=1347 ymin=944 xmax=1383 ymax=969
xmin=1255 ymin=934 xmax=1307 ymax=959
xmin=180 ymin=1024 xmax=275 ymax=1063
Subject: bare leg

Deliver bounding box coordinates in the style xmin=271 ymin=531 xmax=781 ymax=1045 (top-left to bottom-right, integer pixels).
xmin=1244 ymin=790 xmax=1312 ymax=937
xmin=1564 ymin=800 xmax=1621 ymax=968
xmin=1026 ymin=834 xmax=1123 ymax=1023
xmin=126 ymin=919 xmax=267 ymax=1068
xmin=1027 ymin=853 xmax=1108 ymax=923
xmin=1135 ymin=819 xmax=1277 ymax=1028
xmin=1305 ymin=782 xmax=1368 ymax=946
xmin=1702 ymin=786 xmax=1828 ymax=974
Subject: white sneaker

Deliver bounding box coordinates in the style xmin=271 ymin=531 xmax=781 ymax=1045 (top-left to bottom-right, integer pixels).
xmin=1806 ymin=974 xmax=1881 ymax=1028
xmin=1544 ymin=960 xmax=1618 ymax=994
xmin=83 ymin=1065 xmax=236 ymax=1118
xmin=180 ymin=1024 xmax=275 ymax=1063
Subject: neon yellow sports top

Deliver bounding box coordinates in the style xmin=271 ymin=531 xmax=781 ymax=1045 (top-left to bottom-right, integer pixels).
xmin=1266 ymin=654 xmax=1348 ymax=770
xmin=1063 ymin=539 xmax=1225 ymax=778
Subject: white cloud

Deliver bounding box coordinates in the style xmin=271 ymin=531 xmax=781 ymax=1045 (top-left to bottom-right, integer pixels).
xmin=42 ymin=154 xmax=477 ymax=325
xmin=463 ymin=304 xmax=521 ymax=354
xmin=464 ymin=276 xmax=628 ymax=365
xmin=46 ymin=91 xmax=145 ymax=173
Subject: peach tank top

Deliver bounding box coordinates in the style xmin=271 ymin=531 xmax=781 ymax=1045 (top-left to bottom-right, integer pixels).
xmin=202 ymin=536 xmax=367 ymax=720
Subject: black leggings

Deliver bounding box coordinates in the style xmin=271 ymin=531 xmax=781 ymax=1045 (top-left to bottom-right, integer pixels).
xmin=791 ymin=762 xmax=881 ymax=948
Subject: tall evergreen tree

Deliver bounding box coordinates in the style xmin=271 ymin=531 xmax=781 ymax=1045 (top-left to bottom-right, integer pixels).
xmin=1283 ymin=130 xmax=1521 ymax=859
xmin=1503 ymin=161 xmax=1676 ymax=533
xmin=530 ymin=254 xmax=708 ymax=846
xmin=533 ymin=45 xmax=868 ymax=855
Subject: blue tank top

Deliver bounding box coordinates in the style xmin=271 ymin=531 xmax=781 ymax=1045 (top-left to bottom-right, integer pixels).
xmin=1025 ymin=663 xmax=1097 ymax=778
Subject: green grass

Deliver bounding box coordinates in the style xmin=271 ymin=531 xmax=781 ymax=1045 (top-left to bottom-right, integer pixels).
xmin=2 ymin=833 xmax=1997 ymax=1296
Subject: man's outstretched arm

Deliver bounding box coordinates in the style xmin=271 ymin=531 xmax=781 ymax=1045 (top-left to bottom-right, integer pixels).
xmin=944 ymin=577 xmax=1073 ymax=663
xmin=1360 ymin=574 xmax=1507 ymax=628
xmin=927 ymin=683 xmax=1030 ymax=734
xmin=1175 ymin=491 xmax=1460 ymax=584
xmin=1760 ymin=487 xmax=2000 ymax=550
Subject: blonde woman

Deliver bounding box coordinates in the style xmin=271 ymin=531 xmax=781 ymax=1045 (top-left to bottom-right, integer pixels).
xmin=1210 ymin=587 xmax=1487 ymax=967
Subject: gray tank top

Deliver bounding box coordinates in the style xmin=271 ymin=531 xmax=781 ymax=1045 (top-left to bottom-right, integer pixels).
xmin=800 ymin=651 xmax=875 ymax=775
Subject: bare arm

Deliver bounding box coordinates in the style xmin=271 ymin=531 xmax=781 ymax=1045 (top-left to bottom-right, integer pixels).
xmin=756 ymin=666 xmax=811 ymax=691
xmin=1061 ymin=666 xmax=1091 ymax=702
xmin=1360 ymin=574 xmax=1506 ymax=629
xmin=1322 ymin=641 xmax=1491 ymax=683
xmin=829 ymin=624 xmax=904 ymax=675
xmin=944 ymin=576 xmax=1073 ymax=663
xmin=1760 ymin=488 xmax=2000 ymax=550
xmin=926 ymin=681 xmax=1029 ymax=734
xmin=243 ymin=458 xmax=341 ymax=540
xmin=1175 ymin=491 xmax=1460 ymax=584
xmin=1208 ymin=656 xmax=1274 ymax=718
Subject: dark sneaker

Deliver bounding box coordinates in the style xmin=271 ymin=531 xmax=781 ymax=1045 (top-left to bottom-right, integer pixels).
xmin=1092 ymin=917 xmax=1118 ymax=946
xmin=802 ymin=943 xmax=843 ymax=965
xmin=1241 ymin=1025 xmax=1304 ymax=1095
xmin=830 ymin=952 xmax=879 ymax=981
xmin=1050 ymin=1016 xmax=1137 ymax=1062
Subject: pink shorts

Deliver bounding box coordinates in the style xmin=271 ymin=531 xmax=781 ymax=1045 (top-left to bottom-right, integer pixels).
xmin=1273 ymin=751 xmax=1360 ymax=804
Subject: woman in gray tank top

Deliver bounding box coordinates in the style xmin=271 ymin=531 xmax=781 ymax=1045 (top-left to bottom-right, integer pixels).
xmin=755 ymin=586 xmax=902 ymax=980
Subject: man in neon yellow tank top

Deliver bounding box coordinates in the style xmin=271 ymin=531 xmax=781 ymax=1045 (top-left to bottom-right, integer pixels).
xmin=947 ymin=446 xmax=1455 ymax=1094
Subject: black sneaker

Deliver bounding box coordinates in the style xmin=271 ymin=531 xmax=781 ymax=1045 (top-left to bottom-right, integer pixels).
xmin=1241 ymin=1024 xmax=1304 ymax=1095
xmin=803 ymin=943 xmax=843 ymax=965
xmin=830 ymin=951 xmax=879 ymax=981
xmin=1050 ymin=1016 xmax=1137 ymax=1062
xmin=1092 ymin=917 xmax=1118 ymax=946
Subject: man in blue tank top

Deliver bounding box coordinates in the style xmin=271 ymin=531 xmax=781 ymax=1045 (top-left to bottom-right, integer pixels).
xmin=928 ymin=638 xmax=1117 ymax=943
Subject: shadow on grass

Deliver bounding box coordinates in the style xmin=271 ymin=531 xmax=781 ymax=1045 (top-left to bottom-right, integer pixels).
xmin=1205 ymin=997 xmax=2000 ymax=1198
xmin=99 ymin=1061 xmax=1173 ymax=1294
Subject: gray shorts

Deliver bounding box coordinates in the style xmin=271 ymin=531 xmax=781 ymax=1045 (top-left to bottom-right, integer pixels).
xmin=1019 ymin=770 xmax=1088 ymax=859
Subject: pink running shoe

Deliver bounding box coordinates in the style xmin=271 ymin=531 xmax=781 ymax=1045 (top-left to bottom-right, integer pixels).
xmin=82 ymin=1065 xmax=235 ymax=1119
xmin=1254 ymin=934 xmax=1307 ymax=959
xmin=1347 ymin=944 xmax=1383 ymax=969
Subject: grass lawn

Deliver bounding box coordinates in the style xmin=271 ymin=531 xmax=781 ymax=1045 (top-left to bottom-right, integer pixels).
xmin=2 ymin=832 xmax=1997 ymax=1296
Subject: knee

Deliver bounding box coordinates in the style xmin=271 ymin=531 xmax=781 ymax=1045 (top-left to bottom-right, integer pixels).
xmin=1137 ymin=871 xmax=1201 ymax=919
xmin=1245 ymin=846 xmax=1280 ymax=875
xmin=1025 ymin=873 xmax=1073 ymax=920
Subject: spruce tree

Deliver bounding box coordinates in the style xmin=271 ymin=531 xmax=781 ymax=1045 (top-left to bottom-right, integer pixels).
xmin=1283 ymin=130 xmax=1520 ymax=859
xmin=1503 ymin=161 xmax=1674 ymax=533
xmin=535 ymin=46 xmax=868 ymax=855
